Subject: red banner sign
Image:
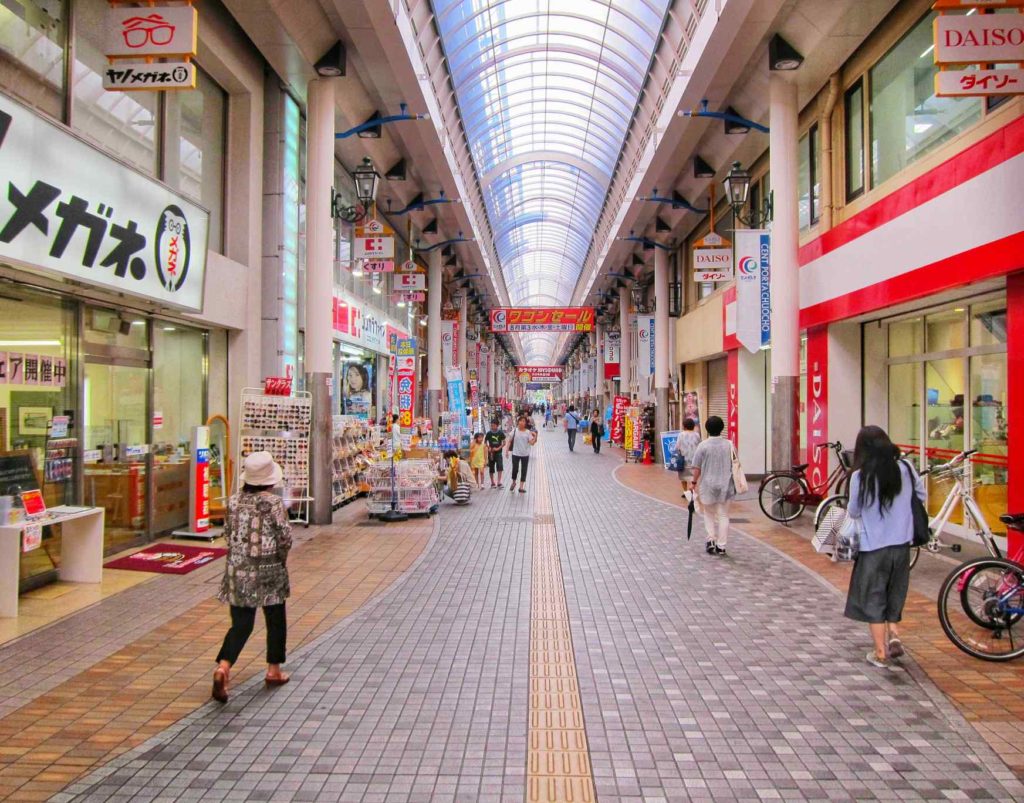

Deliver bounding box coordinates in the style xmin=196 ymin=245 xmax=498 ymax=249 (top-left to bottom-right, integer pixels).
xmin=516 ymin=365 xmax=563 ymax=383
xmin=396 ymin=337 xmax=416 ymax=427
xmin=490 ymin=307 xmax=595 ymax=333
xmin=611 ymin=395 xmax=629 ymax=444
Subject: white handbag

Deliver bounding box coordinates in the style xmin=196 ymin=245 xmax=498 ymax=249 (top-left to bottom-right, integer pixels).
xmin=730 ymin=445 xmax=748 ymax=494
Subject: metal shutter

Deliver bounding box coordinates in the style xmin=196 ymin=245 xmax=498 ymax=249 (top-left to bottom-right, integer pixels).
xmin=707 ymin=357 xmax=728 ymax=434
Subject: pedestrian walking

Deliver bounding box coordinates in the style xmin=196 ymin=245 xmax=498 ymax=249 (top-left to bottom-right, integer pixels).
xmin=589 ymin=409 xmax=605 ymax=454
xmin=674 ymin=418 xmax=702 ymax=494
xmin=507 ymin=415 xmax=537 ymax=494
xmin=469 ymin=432 xmax=487 ymax=489
xmin=690 ymin=416 xmax=736 ymax=556
xmin=484 ymin=419 xmax=506 ymax=488
xmin=212 ymin=451 xmax=292 ymax=703
xmin=564 ymin=404 xmax=581 ymax=452
xmin=844 ymin=425 xmax=923 ymax=670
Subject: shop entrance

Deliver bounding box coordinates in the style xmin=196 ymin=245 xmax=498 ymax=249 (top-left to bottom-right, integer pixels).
xmin=83 ymin=309 xmax=151 ymax=555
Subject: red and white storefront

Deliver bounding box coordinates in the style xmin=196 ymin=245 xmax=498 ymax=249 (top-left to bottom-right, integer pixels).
xmin=724 ymin=114 xmax=1024 ymax=558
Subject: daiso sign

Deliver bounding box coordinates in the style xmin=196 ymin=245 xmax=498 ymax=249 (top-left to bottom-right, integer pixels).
xmin=935 ymin=14 xmax=1024 ymax=64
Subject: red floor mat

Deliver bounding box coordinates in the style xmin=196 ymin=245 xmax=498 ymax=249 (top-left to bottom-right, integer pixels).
xmin=104 ymin=543 xmax=227 ymax=575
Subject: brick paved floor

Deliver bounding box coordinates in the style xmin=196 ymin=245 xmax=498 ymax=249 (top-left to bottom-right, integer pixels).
xmin=9 ymin=428 xmax=1024 ymax=801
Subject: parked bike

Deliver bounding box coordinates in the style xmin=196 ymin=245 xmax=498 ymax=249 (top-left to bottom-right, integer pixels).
xmin=758 ymin=441 xmax=852 ymax=523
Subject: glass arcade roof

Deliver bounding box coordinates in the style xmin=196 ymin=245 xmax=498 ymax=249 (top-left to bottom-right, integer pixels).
xmin=432 ymin=0 xmax=670 ymax=363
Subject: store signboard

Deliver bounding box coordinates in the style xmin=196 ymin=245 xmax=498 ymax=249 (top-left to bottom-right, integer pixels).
xmin=105 ymin=5 xmax=198 ymax=58
xmin=693 ymin=248 xmax=733 ymax=281
xmin=354 ymin=220 xmax=395 ymax=260
xmin=934 ymin=14 xmax=1024 ymax=64
xmin=489 ymin=307 xmax=595 ymax=333
xmin=0 ymin=94 xmax=209 ymax=312
xmin=392 ymin=291 xmax=425 ymax=303
xmin=603 ymin=331 xmax=620 ymax=379
xmin=396 ymin=337 xmax=416 ymax=427
xmin=516 ymin=365 xmax=563 ymax=383
xmin=362 ymin=313 xmax=387 ymax=353
xmin=636 ymin=315 xmax=655 ymax=380
xmin=103 ymin=62 xmax=197 ymax=91
xmin=191 ymin=426 xmax=210 ymax=533
xmin=734 ymin=230 xmax=771 ymax=354
xmin=395 ymin=273 xmax=426 ymax=290
xmin=611 ymin=395 xmax=629 ymax=445
xmin=362 ymin=259 xmax=394 ymax=273
xmin=0 ymin=353 xmax=67 ymax=386
xmin=936 ymin=68 xmax=1024 ymax=96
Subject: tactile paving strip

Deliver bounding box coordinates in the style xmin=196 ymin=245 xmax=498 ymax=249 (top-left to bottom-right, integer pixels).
xmin=526 ymin=444 xmax=596 ymax=803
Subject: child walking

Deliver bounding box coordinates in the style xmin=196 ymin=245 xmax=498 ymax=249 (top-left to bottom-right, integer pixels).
xmin=469 ymin=432 xmax=487 ymax=490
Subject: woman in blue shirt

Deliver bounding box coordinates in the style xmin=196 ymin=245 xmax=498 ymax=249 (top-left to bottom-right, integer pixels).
xmin=844 ymin=425 xmax=925 ymax=670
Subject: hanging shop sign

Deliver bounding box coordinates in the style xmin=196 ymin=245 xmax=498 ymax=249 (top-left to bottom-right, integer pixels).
xmin=603 ymin=331 xmax=620 ymax=379
xmin=103 ymin=62 xmax=197 ymax=91
xmin=692 ymin=232 xmax=734 ymax=282
xmin=734 ymin=230 xmax=771 ymax=354
xmin=398 ymin=259 xmax=419 ymax=272
xmin=396 ymin=337 xmax=416 ymax=427
xmin=354 ymin=220 xmax=395 ymax=259
xmin=362 ymin=259 xmax=394 ymax=273
xmin=489 ymin=307 xmax=595 ymax=333
xmin=392 ymin=291 xmax=425 ymax=303
xmin=635 ymin=315 xmax=655 ymax=380
xmin=105 ymin=5 xmax=198 ymax=58
xmin=0 ymin=94 xmax=209 ymax=312
xmin=395 ymin=273 xmax=426 ymax=290
xmin=933 ymin=13 xmax=1024 ymax=64
xmin=516 ymin=366 xmax=563 ymax=383
xmin=441 ymin=320 xmax=458 ymax=368
xmin=936 ymin=68 xmax=1024 ymax=96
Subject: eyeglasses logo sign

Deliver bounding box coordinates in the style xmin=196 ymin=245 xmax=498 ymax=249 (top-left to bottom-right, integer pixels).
xmin=120 ymin=14 xmax=176 ymax=48
xmin=155 ymin=206 xmax=191 ymax=292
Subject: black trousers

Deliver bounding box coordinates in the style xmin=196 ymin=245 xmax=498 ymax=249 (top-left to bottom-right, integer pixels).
xmin=217 ymin=604 xmax=287 ymax=665
xmin=592 ymin=436 xmax=602 ymax=453
xmin=511 ymin=454 xmax=529 ymax=483
xmin=567 ymin=430 xmax=577 ymax=451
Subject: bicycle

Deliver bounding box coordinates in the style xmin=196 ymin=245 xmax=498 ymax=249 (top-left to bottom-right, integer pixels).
xmin=758 ymin=441 xmax=852 ymax=523
xmin=937 ymin=518 xmax=1024 ymax=662
xmin=813 ymin=448 xmax=1004 ymax=569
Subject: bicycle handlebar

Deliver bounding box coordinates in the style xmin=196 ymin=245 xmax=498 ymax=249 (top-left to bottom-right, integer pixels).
xmin=925 ymin=448 xmax=979 ymax=475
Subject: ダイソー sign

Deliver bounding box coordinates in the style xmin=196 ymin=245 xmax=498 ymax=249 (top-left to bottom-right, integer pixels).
xmin=936 ymin=67 xmax=1024 ymax=96
xmin=934 ymin=13 xmax=1024 ymax=64
xmin=490 ymin=307 xmax=595 ymax=333
xmin=515 ymin=366 xmax=563 ymax=383
xmin=0 ymin=93 xmax=209 ymax=312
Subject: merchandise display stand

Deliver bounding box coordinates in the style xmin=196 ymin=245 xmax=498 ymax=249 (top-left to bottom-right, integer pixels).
xmin=331 ymin=416 xmax=376 ymax=508
xmin=366 ymin=458 xmax=439 ymax=517
xmin=237 ymin=388 xmax=313 ymax=526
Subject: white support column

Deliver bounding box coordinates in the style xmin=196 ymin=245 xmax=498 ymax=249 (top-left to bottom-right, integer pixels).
xmin=769 ymin=74 xmax=801 ymax=471
xmin=595 ymin=322 xmax=605 ymax=409
xmin=618 ymin=286 xmax=632 ymax=400
xmin=426 ymin=249 xmax=443 ymax=422
xmin=458 ymin=297 xmax=468 ymax=382
xmin=654 ymin=248 xmax=670 ymax=452
xmin=305 ymin=77 xmax=336 ymax=525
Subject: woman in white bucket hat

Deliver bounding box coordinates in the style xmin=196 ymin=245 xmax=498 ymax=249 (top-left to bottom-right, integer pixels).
xmin=212 ymin=451 xmax=292 ymax=703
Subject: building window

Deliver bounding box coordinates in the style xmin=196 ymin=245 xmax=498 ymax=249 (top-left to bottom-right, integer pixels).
xmin=0 ymin=0 xmax=66 ymax=119
xmin=798 ymin=124 xmax=820 ymax=230
xmin=165 ymin=68 xmax=227 ymax=252
xmin=869 ymin=11 xmax=980 ymax=187
xmin=72 ymin=0 xmax=160 ymax=175
xmin=845 ymin=80 xmax=865 ymax=200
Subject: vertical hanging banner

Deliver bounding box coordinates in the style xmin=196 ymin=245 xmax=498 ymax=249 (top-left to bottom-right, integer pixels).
xmin=611 ymin=394 xmax=629 ymax=444
xmin=441 ymin=320 xmax=457 ymax=369
xmin=727 ymin=351 xmax=739 ymax=447
xmin=806 ymin=327 xmax=829 ymax=489
xmin=446 ymin=367 xmax=468 ymax=429
xmin=396 ymin=337 xmax=417 ymax=427
xmin=735 ymin=230 xmax=771 ymax=354
xmin=635 ymin=315 xmax=655 ymax=397
xmin=603 ymin=330 xmax=621 ymax=379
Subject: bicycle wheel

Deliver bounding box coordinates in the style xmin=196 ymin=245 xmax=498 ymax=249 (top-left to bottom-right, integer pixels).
xmin=938 ymin=558 xmax=1024 ymax=661
xmin=814 ymin=494 xmax=848 ymax=532
xmin=909 ymin=545 xmax=921 ymax=570
xmin=759 ymin=474 xmax=807 ymax=523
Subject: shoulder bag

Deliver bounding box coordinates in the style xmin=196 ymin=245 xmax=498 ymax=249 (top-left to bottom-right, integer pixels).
xmin=730 ymin=443 xmax=749 ymax=494
xmin=902 ymin=459 xmax=931 ymax=547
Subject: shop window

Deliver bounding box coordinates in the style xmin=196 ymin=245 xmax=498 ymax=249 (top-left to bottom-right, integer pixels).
xmin=887 ymin=317 xmax=923 ymax=358
xmin=798 ymin=124 xmax=819 ymax=230
xmin=845 ymin=81 xmax=865 ymax=200
xmin=869 ymin=11 xmax=980 ymax=188
xmin=83 ymin=307 xmax=149 ymax=351
xmin=72 ymin=0 xmax=159 ymax=175
xmin=970 ymin=352 xmax=1007 ymax=532
xmin=888 ymin=362 xmax=922 ymax=458
xmin=926 ymin=308 xmax=966 ymax=352
xmin=165 ymin=67 xmax=226 ymax=253
xmin=152 ymin=325 xmax=206 ymax=455
xmin=0 ymin=0 xmax=66 ymax=119
xmin=970 ymin=299 xmax=1007 ymax=347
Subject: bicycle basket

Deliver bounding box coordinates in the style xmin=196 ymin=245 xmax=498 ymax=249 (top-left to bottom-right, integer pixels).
xmin=840 ymin=449 xmax=855 ymax=470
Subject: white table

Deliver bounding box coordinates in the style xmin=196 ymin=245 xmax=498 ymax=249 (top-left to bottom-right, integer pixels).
xmin=0 ymin=507 xmax=105 ymax=618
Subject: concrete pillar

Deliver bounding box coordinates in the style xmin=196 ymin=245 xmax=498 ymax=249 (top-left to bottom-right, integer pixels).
xmin=426 ymin=249 xmax=443 ymax=423
xmin=618 ymin=286 xmax=632 ymax=400
xmin=654 ymin=248 xmax=670 ymax=454
xmin=769 ymin=74 xmax=801 ymax=471
xmin=305 ymin=78 xmax=336 ymax=525
xmin=595 ymin=322 xmax=605 ymax=409
xmin=458 ymin=296 xmax=468 ymax=383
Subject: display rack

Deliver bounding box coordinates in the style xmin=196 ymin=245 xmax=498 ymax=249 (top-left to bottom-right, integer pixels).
xmin=238 ymin=388 xmax=312 ymax=525
xmin=331 ymin=416 xmax=377 ymax=508
xmin=366 ymin=458 xmax=438 ymax=516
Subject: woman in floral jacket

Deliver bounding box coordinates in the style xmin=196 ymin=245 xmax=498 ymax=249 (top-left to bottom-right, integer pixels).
xmin=212 ymin=451 xmax=292 ymax=703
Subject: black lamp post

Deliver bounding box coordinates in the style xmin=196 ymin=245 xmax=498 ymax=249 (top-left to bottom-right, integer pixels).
xmin=723 ymin=161 xmax=773 ymax=228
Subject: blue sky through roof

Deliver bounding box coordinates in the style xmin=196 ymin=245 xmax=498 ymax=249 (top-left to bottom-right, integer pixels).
xmin=432 ymin=0 xmax=669 ymax=363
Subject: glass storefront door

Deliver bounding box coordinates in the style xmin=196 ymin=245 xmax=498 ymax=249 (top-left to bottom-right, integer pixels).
xmin=84 ymin=361 xmax=150 ymax=553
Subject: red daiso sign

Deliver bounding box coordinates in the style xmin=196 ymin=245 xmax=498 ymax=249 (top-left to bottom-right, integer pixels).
xmin=934 ymin=14 xmax=1024 ymax=65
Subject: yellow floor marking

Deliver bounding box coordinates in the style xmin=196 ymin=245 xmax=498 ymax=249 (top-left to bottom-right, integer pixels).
xmin=527 ymin=443 xmax=595 ymax=803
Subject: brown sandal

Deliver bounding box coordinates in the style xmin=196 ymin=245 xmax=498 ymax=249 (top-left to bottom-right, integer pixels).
xmin=212 ymin=668 xmax=229 ymax=703
xmin=265 ymin=673 xmax=290 ymax=687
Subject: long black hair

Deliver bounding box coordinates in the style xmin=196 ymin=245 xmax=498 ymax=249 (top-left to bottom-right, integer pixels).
xmin=853 ymin=425 xmax=902 ymax=513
